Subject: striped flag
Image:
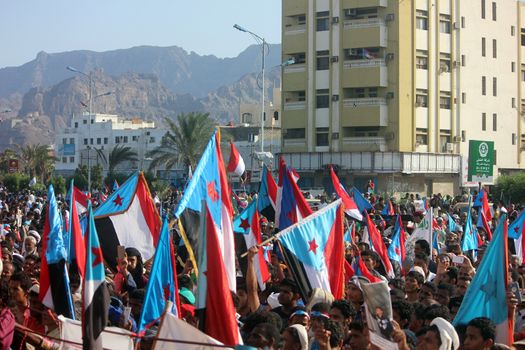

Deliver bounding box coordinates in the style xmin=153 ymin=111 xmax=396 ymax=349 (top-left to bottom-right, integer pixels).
xmin=83 ymin=201 xmax=110 ymax=350
xmin=226 ymin=141 xmax=245 ymax=177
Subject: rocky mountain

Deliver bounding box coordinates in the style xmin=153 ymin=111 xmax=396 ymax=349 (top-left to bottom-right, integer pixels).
xmin=0 ymin=67 xmax=281 ymax=149
xmin=0 ymin=44 xmax=283 ymax=150
xmin=0 ymin=44 xmax=281 ymax=98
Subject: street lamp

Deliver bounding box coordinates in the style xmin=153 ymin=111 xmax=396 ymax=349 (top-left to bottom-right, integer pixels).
xmin=67 ymin=65 xmax=94 ymax=193
xmin=234 ymin=24 xmax=268 ymax=153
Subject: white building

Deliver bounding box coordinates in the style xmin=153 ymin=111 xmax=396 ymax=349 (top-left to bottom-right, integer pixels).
xmin=54 ymin=113 xmax=165 ymax=176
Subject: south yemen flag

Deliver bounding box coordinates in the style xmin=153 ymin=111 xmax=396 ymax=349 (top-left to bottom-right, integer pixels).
xmin=83 ymin=201 xmax=110 ymax=350
xmin=94 ymin=172 xmax=161 ymax=268
xmin=277 ymin=199 xmax=345 ymax=300
xmin=453 ymin=214 xmax=513 ymax=345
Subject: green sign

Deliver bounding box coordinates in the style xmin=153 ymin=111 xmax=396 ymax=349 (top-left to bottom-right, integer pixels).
xmin=467 ymin=140 xmax=494 ymax=183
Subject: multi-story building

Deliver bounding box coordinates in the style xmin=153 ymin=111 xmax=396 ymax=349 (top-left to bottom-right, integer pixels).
xmin=281 ymin=0 xmax=525 ymax=195
xmin=54 ymin=113 xmax=166 ymax=177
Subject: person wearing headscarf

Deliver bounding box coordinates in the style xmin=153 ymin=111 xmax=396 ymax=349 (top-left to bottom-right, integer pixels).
xmin=125 ymin=247 xmax=148 ymax=289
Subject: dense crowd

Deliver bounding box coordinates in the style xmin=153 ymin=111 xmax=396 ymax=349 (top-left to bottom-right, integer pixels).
xmin=0 ymin=184 xmax=524 ymax=350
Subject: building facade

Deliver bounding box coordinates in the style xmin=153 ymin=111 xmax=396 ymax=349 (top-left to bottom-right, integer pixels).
xmin=54 ymin=113 xmax=166 ymax=177
xmin=281 ymin=0 xmax=525 ymax=195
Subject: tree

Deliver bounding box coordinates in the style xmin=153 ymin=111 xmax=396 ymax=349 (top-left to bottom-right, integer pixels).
xmin=18 ymin=144 xmax=56 ymax=182
xmin=495 ymin=173 xmax=525 ymax=205
xmin=0 ymin=148 xmax=18 ymax=173
xmin=148 ymin=112 xmax=216 ymax=171
xmin=71 ymin=164 xmax=103 ymax=191
xmin=96 ymin=145 xmax=138 ymax=175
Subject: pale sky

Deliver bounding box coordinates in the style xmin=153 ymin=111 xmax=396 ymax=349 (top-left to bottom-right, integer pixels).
xmin=0 ymin=0 xmax=281 ymax=68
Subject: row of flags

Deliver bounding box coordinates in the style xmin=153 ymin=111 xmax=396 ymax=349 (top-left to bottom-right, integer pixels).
xmin=38 ymin=129 xmax=525 ymax=347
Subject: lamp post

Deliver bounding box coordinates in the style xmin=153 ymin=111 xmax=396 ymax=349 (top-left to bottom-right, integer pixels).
xmin=234 ymin=24 xmax=268 ymax=153
xmin=66 ymin=65 xmax=94 ymax=193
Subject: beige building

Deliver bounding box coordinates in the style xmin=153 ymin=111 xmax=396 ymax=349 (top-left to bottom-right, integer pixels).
xmin=280 ymin=0 xmax=525 ymax=195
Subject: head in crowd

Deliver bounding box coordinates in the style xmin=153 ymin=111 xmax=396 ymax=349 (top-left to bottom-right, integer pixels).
xmin=125 ymin=247 xmax=146 ymax=289
xmin=463 ymin=317 xmax=495 ymax=350
xmin=330 ymin=299 xmax=356 ymax=330
xmin=282 ymin=324 xmax=308 ymax=350
xmin=246 ymin=322 xmax=281 ymax=350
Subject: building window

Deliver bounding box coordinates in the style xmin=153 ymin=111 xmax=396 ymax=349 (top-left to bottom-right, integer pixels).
xmin=316 ymin=11 xmax=330 ymax=31
xmin=132 ymin=136 xmax=138 ymax=142
xmin=123 ymin=136 xmax=128 ymax=143
xmin=522 ymin=69 xmax=525 ymax=81
xmin=84 ymin=138 xmax=88 ymax=145
xmin=492 ymin=2 xmax=496 ymax=21
xmin=416 ymin=10 xmax=428 ymax=30
xmin=512 ymin=62 xmax=516 ymax=72
xmin=512 ymin=26 xmax=516 ymax=36
xmin=91 ymin=119 xmax=94 ymax=124
xmin=439 ymin=15 xmax=451 ymax=33
xmin=316 ymin=89 xmax=330 ymax=108
xmin=368 ymin=87 xmax=378 ymax=98
xmin=62 ymin=157 xmax=67 ymax=163
xmin=416 ymin=128 xmax=428 ymax=145
xmin=493 ymin=77 xmax=497 ymax=96
xmin=316 ymin=50 xmax=330 ymax=70
xmin=62 ymin=138 xmax=67 ymax=145
xmin=461 ymin=16 xmax=465 ymax=28
xmin=97 ymin=138 xmax=101 ymax=145
xmin=462 ymin=93 xmax=466 ymax=104
xmin=284 ymin=128 xmax=306 ymax=139
xmin=69 ymin=156 xmax=74 ymax=163
xmin=316 ymin=128 xmax=329 ymax=146
xmin=440 ymin=95 xmax=451 ymax=109
xmin=513 ymin=98 xmax=516 ymax=108
xmin=439 ymin=59 xmax=450 ymax=73
xmin=461 ymin=54 xmax=466 ymax=66
xmin=522 ymin=28 xmax=525 ymax=46
xmin=481 ymin=0 xmax=486 ymax=19
xmin=493 ymin=113 xmax=497 ymax=131
xmin=297 ymin=15 xmax=306 ymax=25
xmin=492 ymin=39 xmax=497 ymax=58
xmin=83 ymin=119 xmax=87 ymax=125
xmin=90 ymin=138 xmax=93 ymax=145
xmin=482 ymin=76 xmax=486 ymax=95
xmin=69 ymin=138 xmax=74 ymax=144
xmin=482 ymin=113 xmax=486 ymax=131
xmin=416 ymin=55 xmax=428 ymax=69
xmin=150 ymin=137 xmax=156 ymax=143
xmin=481 ymin=37 xmax=486 ymax=57
xmin=104 ymin=137 xmax=108 ymax=144
xmin=416 ymin=90 xmax=428 ymax=107
xmin=74 ymin=122 xmax=78 ymax=128
xmin=115 ymin=137 xmax=120 ymax=144
xmin=289 ymin=52 xmax=306 ymax=65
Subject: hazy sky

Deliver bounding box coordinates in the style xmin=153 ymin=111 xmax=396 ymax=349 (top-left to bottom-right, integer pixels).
xmin=0 ymin=0 xmax=281 ymax=68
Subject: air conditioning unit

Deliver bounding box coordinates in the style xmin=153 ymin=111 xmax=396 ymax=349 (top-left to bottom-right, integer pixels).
xmin=331 ymin=56 xmax=339 ymax=63
xmin=446 ymin=143 xmax=454 ymax=152
xmin=386 ymin=92 xmax=394 ymax=99
xmin=385 ymin=13 xmax=395 ymax=22
xmin=332 ymin=16 xmax=339 ymax=24
xmin=332 ymin=94 xmax=340 ymax=102
xmin=345 ymin=8 xmax=357 ymax=17
xmin=385 ymin=53 xmax=395 ymax=62
xmin=453 ymin=22 xmax=460 ymax=30
xmin=452 ymin=61 xmax=460 ymax=68
xmin=453 ymin=135 xmax=462 ymax=143
xmin=332 ymin=132 xmax=339 ymax=140
xmin=384 ymin=132 xmax=395 ymax=141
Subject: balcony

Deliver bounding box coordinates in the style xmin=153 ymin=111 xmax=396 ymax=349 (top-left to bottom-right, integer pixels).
xmin=283 ymin=25 xmax=307 ymax=53
xmin=278 ymin=151 xmax=461 ymax=174
xmin=284 ymin=101 xmax=306 ymax=111
xmin=342 ymin=98 xmax=388 ymax=127
xmin=342 ymin=136 xmax=387 ymax=152
xmin=342 ymin=59 xmax=387 ymax=87
xmin=343 ymin=18 xmax=387 ymax=48
xmin=284 ymin=24 xmax=306 ymax=36
xmin=342 ymin=0 xmax=388 ymax=8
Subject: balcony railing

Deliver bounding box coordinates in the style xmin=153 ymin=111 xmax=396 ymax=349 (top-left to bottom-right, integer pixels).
xmin=284 ymin=101 xmax=306 ymax=111
xmin=284 ymin=64 xmax=306 ymax=73
xmin=343 ymin=59 xmax=386 ymax=69
xmin=343 ymin=98 xmax=387 ymax=108
xmin=343 ymin=17 xmax=385 ymax=29
xmin=284 ymin=24 xmax=307 ymax=35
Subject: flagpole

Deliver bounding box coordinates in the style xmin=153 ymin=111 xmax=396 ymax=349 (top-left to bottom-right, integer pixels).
xmin=239 ymin=199 xmax=342 ymax=258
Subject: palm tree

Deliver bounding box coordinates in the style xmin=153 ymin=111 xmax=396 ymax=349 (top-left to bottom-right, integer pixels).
xmin=148 ymin=112 xmax=216 ymax=171
xmin=96 ymin=144 xmax=138 ymax=175
xmin=18 ymin=144 xmax=56 ymax=182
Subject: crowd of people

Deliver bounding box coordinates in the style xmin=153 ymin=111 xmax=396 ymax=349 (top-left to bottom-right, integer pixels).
xmin=0 ymin=183 xmax=524 ymax=350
